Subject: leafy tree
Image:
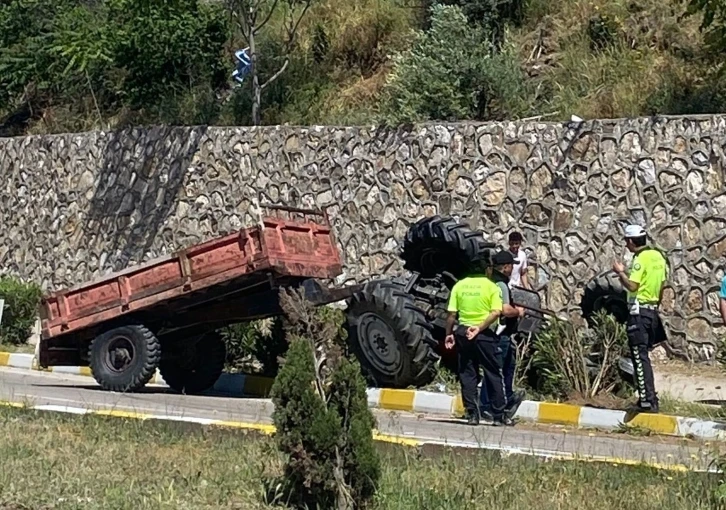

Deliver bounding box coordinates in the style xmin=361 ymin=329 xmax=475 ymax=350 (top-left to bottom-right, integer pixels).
xmin=683 ymin=0 xmax=726 ymax=53
xmin=270 ymin=288 xmax=380 ymax=509
xmin=431 ymin=0 xmax=525 ymax=46
xmin=225 ymin=0 xmax=315 ymax=125
xmin=380 ymin=4 xmax=531 ymax=124
xmin=0 ymin=0 xmax=77 ymax=129
xmin=108 ymin=0 xmax=229 ymax=108
xmin=0 ymin=0 xmax=228 ymax=133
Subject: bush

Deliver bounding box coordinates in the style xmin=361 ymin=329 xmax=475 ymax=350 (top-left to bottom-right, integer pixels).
xmin=270 ymin=288 xmax=380 ymax=509
xmin=0 ymin=277 xmax=41 ymax=346
xmin=529 ymin=310 xmax=629 ymax=400
xmin=379 ymin=4 xmax=532 ymax=124
xmin=220 ymin=317 xmax=288 ymax=375
xmin=587 ymin=13 xmax=619 ymax=51
xmin=0 ymin=0 xmax=228 ymax=133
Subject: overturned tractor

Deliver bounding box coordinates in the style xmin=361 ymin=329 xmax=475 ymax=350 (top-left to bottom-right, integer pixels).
xmin=345 ymin=215 xmax=625 ymax=389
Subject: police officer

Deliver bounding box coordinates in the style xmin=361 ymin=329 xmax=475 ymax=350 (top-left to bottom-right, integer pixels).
xmin=479 ymin=251 xmax=525 ymax=421
xmin=613 ymin=225 xmax=668 ymax=413
xmin=444 ymin=258 xmax=506 ymax=426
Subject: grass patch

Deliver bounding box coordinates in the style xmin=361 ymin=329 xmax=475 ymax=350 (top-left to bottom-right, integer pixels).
xmin=0 ymin=342 xmax=36 ymax=354
xmin=0 ymin=406 xmax=720 ymax=509
xmin=660 ymin=395 xmax=726 ymax=422
xmin=511 ymin=0 xmax=717 ymax=120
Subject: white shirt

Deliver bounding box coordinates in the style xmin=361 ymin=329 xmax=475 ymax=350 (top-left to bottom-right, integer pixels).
xmin=508 ymin=249 xmax=528 ymax=288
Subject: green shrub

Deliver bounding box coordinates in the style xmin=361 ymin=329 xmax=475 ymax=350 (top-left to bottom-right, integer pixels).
xmin=530 ymin=310 xmax=629 ymax=399
xmin=220 ymin=317 xmax=288 ymax=375
xmin=0 ymin=0 xmax=228 ymax=132
xmin=0 ymin=276 xmax=41 ymax=346
xmin=587 ymin=13 xmax=619 ymax=51
xmin=270 ymin=288 xmax=380 ymax=509
xmin=683 ymin=0 xmax=726 ymax=53
xmin=379 ymin=4 xmax=532 ymax=124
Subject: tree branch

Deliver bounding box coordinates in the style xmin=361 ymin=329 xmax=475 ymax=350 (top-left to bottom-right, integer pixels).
xmin=253 ymin=0 xmax=280 ymax=35
xmin=284 ymin=0 xmax=311 ymax=53
xmin=260 ymin=57 xmax=289 ymax=90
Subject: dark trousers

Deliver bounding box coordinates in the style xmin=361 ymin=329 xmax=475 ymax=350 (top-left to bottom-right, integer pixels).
xmin=480 ymin=334 xmax=515 ymax=411
xmin=626 ymin=309 xmax=666 ymax=408
xmin=456 ymin=328 xmax=505 ymax=420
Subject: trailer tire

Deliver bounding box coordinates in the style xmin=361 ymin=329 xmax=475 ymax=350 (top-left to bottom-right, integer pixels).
xmin=580 ymin=272 xmax=629 ymax=325
xmin=401 ymin=215 xmax=493 ymax=278
xmin=89 ymin=324 xmax=161 ymax=392
xmin=346 ymin=280 xmax=439 ymax=388
xmin=159 ymin=332 xmax=226 ymax=395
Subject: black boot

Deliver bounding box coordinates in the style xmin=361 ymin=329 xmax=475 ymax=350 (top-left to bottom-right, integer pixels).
xmin=504 ymin=390 xmax=525 ymax=420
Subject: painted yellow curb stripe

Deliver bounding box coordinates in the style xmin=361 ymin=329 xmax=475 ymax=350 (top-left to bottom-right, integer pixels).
xmin=378 ymin=389 xmax=416 ymax=412
xmin=0 ymin=352 xmax=9 ymax=366
xmin=214 ymin=421 xmax=276 ymax=435
xmin=538 ymin=403 xmax=582 ymax=426
xmin=372 ymin=432 xmax=422 ymax=447
xmin=93 ymin=409 xmax=152 ymax=420
xmin=0 ymin=401 xmax=25 ymax=408
xmin=452 ymin=395 xmax=465 ymax=417
xmin=628 ymin=413 xmax=679 ymax=435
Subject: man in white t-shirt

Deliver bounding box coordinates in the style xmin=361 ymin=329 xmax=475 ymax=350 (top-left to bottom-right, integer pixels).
xmin=507 ymin=231 xmax=529 ymax=289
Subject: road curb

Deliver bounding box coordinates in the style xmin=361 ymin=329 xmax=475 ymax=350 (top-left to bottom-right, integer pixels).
xmin=3 ymin=351 xmax=725 ymax=441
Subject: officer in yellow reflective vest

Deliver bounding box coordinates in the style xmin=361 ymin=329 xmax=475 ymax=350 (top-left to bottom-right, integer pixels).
xmin=612 ymin=225 xmax=668 ymax=413
xmin=444 ymin=258 xmax=506 ymax=426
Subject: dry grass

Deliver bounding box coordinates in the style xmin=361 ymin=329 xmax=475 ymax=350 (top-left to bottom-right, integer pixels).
xmin=0 ymin=406 xmax=720 ymax=509
xmin=512 ymin=0 xmax=710 ymax=120
xmin=659 ymin=395 xmax=726 ymax=422
xmin=0 ymin=343 xmax=36 ymax=354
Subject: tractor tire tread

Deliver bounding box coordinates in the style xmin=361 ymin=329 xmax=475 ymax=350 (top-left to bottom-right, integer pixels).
xmin=89 ymin=323 xmax=160 ymax=393
xmin=346 ymin=279 xmax=439 ymax=388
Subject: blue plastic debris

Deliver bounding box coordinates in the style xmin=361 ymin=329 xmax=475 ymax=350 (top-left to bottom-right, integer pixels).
xmin=232 ymin=48 xmax=252 ymax=84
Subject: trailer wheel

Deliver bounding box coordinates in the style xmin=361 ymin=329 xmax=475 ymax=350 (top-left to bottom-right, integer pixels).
xmin=346 ymin=280 xmax=439 ymax=388
xmin=580 ymin=272 xmax=629 ymax=325
xmin=401 ymin=215 xmax=493 ymax=278
xmin=89 ymin=324 xmax=161 ymax=392
xmin=159 ymin=332 xmax=226 ymax=395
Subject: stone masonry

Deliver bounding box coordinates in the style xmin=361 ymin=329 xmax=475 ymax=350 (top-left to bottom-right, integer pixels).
xmin=1 ymin=117 xmax=725 ymax=359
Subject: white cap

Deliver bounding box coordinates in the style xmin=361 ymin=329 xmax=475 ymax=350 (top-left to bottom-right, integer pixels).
xmin=624 ymin=225 xmax=647 ymax=238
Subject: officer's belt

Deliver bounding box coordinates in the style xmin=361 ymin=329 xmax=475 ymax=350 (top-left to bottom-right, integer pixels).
xmin=639 ymin=303 xmax=658 ymax=310
xmin=454 ymin=324 xmax=496 ymax=337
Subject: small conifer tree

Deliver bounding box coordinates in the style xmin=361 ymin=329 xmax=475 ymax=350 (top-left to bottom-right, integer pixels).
xmin=270 ymin=288 xmax=380 ymax=509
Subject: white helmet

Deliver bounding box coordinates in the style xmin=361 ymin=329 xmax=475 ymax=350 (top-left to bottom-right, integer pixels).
xmin=624 ymin=225 xmax=647 ymax=238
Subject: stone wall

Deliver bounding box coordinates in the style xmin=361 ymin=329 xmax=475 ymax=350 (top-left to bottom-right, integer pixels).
xmin=1 ymin=117 xmax=725 ymax=359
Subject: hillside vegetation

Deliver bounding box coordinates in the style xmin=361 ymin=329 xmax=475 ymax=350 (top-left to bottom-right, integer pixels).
xmin=1 ymin=0 xmax=724 ymax=136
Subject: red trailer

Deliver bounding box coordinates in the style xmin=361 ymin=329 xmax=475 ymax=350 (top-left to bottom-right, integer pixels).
xmin=38 ymin=205 xmax=357 ymax=394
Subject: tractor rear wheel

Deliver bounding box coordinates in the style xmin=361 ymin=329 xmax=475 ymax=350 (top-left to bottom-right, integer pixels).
xmin=159 ymin=332 xmax=226 ymax=395
xmin=580 ymin=272 xmax=629 ymax=325
xmin=346 ymin=280 xmax=439 ymax=388
xmin=401 ymin=215 xmax=494 ymax=278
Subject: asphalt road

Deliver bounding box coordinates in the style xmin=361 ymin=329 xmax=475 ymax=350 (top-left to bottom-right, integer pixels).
xmin=0 ymin=367 xmax=717 ymax=471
